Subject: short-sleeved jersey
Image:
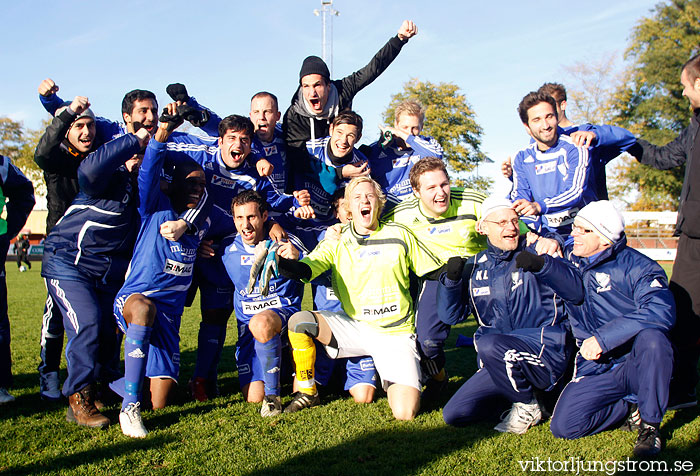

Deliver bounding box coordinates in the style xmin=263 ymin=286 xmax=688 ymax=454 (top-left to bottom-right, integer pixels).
xmin=383 ymin=188 xmax=487 ymax=264
xmin=222 ymin=232 xmax=306 ymax=324
xmin=364 ymin=134 xmax=443 ymax=203
xmin=301 ymin=221 xmax=441 ymax=335
xmin=251 ymin=125 xmax=287 ymax=192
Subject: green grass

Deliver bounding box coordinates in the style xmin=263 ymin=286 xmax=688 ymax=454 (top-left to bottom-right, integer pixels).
xmin=1 ymin=263 xmax=699 ymax=476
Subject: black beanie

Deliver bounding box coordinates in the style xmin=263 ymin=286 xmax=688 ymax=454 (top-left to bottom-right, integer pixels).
xmin=299 ymin=56 xmax=330 ymax=82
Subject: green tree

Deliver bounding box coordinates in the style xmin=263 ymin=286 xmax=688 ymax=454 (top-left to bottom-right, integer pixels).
xmin=382 ymin=78 xmax=491 ymax=192
xmin=0 ymin=116 xmax=47 ymax=197
xmin=611 ymin=0 xmax=700 ymax=210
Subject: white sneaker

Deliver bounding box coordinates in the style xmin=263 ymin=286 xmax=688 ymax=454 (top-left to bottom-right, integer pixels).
xmin=260 ymin=394 xmax=282 ymax=417
xmin=40 ymin=371 xmax=62 ymax=401
xmin=119 ymin=402 xmax=148 ymax=438
xmin=494 ymin=400 xmax=542 ymax=434
xmin=0 ymin=387 xmax=16 ymax=404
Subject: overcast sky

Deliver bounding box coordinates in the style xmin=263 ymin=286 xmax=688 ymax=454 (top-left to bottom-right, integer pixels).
xmin=1 ymin=0 xmax=661 ymax=195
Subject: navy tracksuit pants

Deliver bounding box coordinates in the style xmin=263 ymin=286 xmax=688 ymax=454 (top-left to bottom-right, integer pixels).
xmin=550 ymin=328 xmax=673 ymax=439
xmin=443 ymin=333 xmax=559 ymax=426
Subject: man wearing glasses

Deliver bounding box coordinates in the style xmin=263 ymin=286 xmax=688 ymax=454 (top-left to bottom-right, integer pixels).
xmin=438 ymin=196 xmax=582 ymax=434
xmin=549 ymin=200 xmax=675 ymax=458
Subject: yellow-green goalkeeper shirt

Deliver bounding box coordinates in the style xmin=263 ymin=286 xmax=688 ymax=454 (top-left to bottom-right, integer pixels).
xmin=301 ymin=221 xmax=442 ymax=335
xmin=384 ymin=188 xmax=488 ymax=264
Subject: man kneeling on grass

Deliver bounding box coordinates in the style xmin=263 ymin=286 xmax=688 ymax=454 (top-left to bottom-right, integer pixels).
xmin=438 ymin=196 xmax=582 ymax=434
xmin=270 ymin=176 xmax=442 ymax=420
xmin=113 ymin=104 xmax=208 ymax=438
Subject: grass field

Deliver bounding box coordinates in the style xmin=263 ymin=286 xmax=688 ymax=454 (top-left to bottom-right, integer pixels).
xmin=1 ymin=263 xmax=698 ymax=476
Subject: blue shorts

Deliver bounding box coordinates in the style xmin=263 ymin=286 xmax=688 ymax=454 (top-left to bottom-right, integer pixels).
xmin=315 ymin=343 xmax=377 ymax=391
xmin=235 ymin=309 xmax=292 ymax=388
xmin=115 ymin=293 xmax=181 ymax=381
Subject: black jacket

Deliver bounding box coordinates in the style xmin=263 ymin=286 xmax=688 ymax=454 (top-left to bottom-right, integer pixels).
xmin=34 ymin=108 xmax=102 ymax=233
xmin=282 ymin=35 xmax=407 ymax=189
xmin=629 ymin=109 xmax=700 ymax=236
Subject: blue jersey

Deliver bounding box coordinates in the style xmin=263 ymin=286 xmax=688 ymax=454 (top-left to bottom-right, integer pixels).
xmin=511 ymin=125 xmax=636 ymax=234
xmin=222 ymin=232 xmax=307 ymax=324
xmin=251 ymin=124 xmax=287 ymax=192
xmin=364 ymin=134 xmax=443 ymax=204
xmin=296 ymin=137 xmax=366 ymax=221
xmin=41 ymin=134 xmax=142 ymax=284
xmin=118 ymin=139 xmax=209 ymax=315
xmin=164 ymin=134 xmax=298 ymax=240
xmin=510 ymin=134 xmax=596 ymax=235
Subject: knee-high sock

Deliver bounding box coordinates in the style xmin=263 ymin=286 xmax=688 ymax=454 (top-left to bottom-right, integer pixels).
xmin=255 ymin=335 xmax=281 ymax=396
xmin=207 ymin=324 xmax=228 ymax=382
xmin=122 ymin=323 xmax=152 ymax=410
xmin=288 ymin=330 xmax=316 ymax=395
xmin=193 ymin=322 xmax=223 ymax=379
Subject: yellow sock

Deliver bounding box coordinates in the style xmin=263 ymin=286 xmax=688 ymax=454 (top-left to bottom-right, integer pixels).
xmin=288 ymin=330 xmax=316 ymax=395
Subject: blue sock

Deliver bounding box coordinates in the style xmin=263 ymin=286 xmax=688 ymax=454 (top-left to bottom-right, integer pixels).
xmin=194 ymin=322 xmax=223 ymax=379
xmin=122 ymin=323 xmax=152 ymax=410
xmin=255 ymin=335 xmax=281 ymax=396
xmin=207 ymin=324 xmax=228 ymax=382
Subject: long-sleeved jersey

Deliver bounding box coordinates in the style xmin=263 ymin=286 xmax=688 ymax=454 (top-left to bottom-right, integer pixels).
xmin=362 ymin=134 xmax=443 ymax=204
xmin=510 ymin=127 xmax=635 ymax=234
xmin=251 ymin=124 xmax=287 ymax=192
xmin=295 ymin=137 xmax=366 ymax=222
xmin=0 ymin=155 xmax=35 ymax=239
xmin=222 ymin=232 xmax=306 ymax=324
xmin=383 ymin=188 xmax=487 ymax=264
xmin=301 ymin=221 xmax=442 ymax=335
xmin=41 ymin=134 xmax=142 ymax=284
xmin=163 ymin=134 xmax=298 ymax=240
xmin=118 ymin=139 xmax=209 ymax=314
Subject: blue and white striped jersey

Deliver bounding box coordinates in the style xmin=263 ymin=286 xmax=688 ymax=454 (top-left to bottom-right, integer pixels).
xmin=510 ymin=134 xmax=596 ymax=235
xmin=297 ymin=137 xmax=366 ymax=221
xmin=364 ymin=134 xmax=443 ymax=204
xmin=164 ymin=134 xmax=298 ymax=240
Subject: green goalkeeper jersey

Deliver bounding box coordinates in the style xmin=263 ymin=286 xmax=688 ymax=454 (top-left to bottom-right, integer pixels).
xmin=301 ymin=221 xmax=441 ymax=335
xmin=383 ymin=188 xmax=488 ymax=264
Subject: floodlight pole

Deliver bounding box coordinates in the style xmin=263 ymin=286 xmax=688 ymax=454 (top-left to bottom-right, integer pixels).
xmin=313 ymin=0 xmax=340 ymax=76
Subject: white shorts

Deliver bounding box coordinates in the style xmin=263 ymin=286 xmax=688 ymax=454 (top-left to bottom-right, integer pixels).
xmin=317 ymin=310 xmax=421 ymax=391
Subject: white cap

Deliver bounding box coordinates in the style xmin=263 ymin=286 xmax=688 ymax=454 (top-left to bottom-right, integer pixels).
xmin=481 ymin=195 xmax=514 ymax=219
xmin=575 ymin=200 xmax=625 ymax=244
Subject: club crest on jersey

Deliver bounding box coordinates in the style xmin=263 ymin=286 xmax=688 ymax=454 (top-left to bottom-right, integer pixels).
xmin=511 ymin=271 xmax=523 ymax=291
xmin=428 ymin=224 xmax=451 ymax=235
xmin=595 ymin=272 xmax=611 ymax=293
xmin=358 ymin=247 xmax=381 ymax=259
xmin=535 ymin=161 xmax=557 ymax=175
xmin=164 ymin=259 xmax=193 ymax=277
xmin=264 ymin=145 xmax=278 ymax=156
xmin=362 ymin=303 xmax=399 ymax=317
xmin=473 ymin=286 xmax=490 ymax=296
